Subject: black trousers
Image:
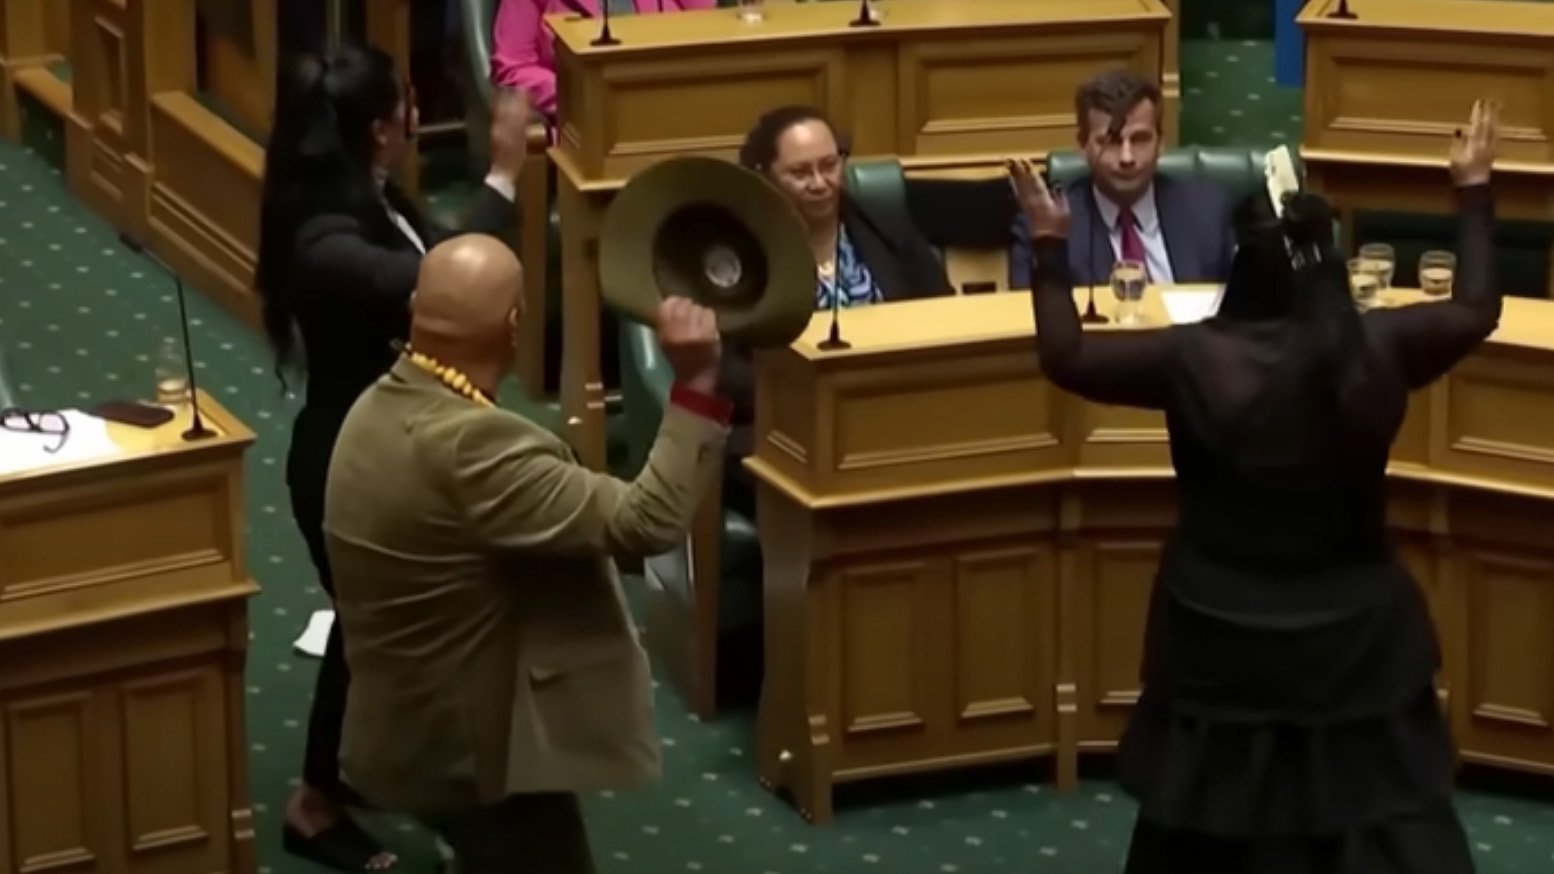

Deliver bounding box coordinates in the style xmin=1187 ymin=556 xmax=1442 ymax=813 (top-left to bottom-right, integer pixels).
xmin=423 ymin=794 xmax=595 ymax=874
xmin=287 ymin=427 xmax=353 ymax=802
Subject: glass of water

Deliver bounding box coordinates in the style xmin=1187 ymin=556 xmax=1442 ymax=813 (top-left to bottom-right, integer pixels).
xmin=1356 ymin=243 xmax=1396 ymax=290
xmin=737 ymin=0 xmax=765 ymax=23
xmin=1348 ymin=258 xmax=1380 ymax=310
xmin=1418 ymin=250 xmax=1456 ymax=297
xmin=155 ymin=336 xmax=190 ymax=407
xmin=1110 ymin=259 xmax=1147 ymax=327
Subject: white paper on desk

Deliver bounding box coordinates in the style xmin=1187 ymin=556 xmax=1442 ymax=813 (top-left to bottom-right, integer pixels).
xmin=293 ymin=609 xmax=334 ymax=659
xmin=1161 ymin=289 xmax=1223 ymax=325
xmin=0 ymin=409 xmax=122 ymax=476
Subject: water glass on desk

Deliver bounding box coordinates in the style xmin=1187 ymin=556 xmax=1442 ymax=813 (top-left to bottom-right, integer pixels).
xmin=1419 ymin=250 xmax=1456 ymax=297
xmin=1111 ymin=260 xmax=1147 ymax=326
xmin=1348 ymin=258 xmax=1381 ymax=310
xmin=1356 ymin=243 xmax=1395 ymax=290
xmin=737 ymin=0 xmax=765 ymax=23
xmin=154 ymin=336 xmax=190 ymax=407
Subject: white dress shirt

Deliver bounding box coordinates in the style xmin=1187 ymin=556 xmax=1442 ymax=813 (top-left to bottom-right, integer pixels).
xmin=377 ymin=170 xmax=518 ymax=255
xmin=1092 ymin=183 xmax=1175 ymax=286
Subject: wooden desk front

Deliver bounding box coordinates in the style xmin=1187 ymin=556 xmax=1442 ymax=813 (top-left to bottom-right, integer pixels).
xmin=747 ymin=288 xmax=1554 ymax=824
xmin=0 ymin=396 xmax=258 ymax=874
xmin=547 ymin=0 xmax=1174 ymax=468
xmin=1299 ymin=0 xmax=1554 ymax=290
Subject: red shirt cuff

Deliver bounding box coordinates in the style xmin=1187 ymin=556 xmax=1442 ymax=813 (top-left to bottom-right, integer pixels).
xmin=670 ymin=384 xmax=733 ymax=425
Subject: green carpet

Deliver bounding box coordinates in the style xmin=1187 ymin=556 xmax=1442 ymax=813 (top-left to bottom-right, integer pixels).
xmin=4 ymin=36 xmax=1554 ymax=874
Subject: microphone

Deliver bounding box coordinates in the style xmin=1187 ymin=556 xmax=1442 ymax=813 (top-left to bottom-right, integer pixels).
xmin=117 ymin=233 xmax=216 ymax=441
xmin=1327 ymin=0 xmax=1356 ymax=19
xmin=591 ymin=0 xmax=620 ymax=46
xmin=849 ymin=0 xmax=880 ymax=28
xmin=1079 ymin=184 xmax=1109 ymax=324
xmin=815 ymin=240 xmax=850 ymax=352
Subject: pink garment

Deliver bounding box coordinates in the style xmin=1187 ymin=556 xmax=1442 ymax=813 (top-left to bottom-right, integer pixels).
xmin=491 ymin=0 xmax=718 ymax=117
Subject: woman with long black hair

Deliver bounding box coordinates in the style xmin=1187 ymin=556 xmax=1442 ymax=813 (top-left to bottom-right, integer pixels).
xmin=1012 ymin=101 xmax=1500 ymax=873
xmin=255 ymin=42 xmax=530 ymax=871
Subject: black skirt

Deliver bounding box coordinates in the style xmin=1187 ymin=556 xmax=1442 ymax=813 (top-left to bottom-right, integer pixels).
xmin=1116 ymin=550 xmax=1475 ymax=873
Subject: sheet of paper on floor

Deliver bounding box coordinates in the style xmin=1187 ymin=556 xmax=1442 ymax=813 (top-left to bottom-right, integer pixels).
xmin=293 ymin=609 xmax=334 ymax=658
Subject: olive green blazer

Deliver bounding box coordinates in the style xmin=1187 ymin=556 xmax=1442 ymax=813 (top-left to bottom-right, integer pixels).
xmin=324 ymin=356 xmax=726 ymax=816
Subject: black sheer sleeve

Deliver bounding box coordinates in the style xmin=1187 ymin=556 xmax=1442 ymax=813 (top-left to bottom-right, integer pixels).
xmin=1030 ymin=236 xmax=1180 ymax=410
xmin=1363 ymin=184 xmax=1500 ymax=389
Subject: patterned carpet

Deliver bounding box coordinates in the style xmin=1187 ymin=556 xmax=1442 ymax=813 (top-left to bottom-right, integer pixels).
xmin=4 ymin=34 xmax=1554 ymax=874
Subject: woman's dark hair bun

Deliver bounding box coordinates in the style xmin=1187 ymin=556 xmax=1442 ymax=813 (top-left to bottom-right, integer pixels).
xmin=1278 ymin=191 xmax=1333 ymax=248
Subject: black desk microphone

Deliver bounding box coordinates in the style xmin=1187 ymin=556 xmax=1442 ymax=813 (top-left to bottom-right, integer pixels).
xmin=117 ymin=233 xmax=216 ymax=441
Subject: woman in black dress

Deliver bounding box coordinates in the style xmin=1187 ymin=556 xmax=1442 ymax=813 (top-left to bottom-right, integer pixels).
xmin=255 ymin=43 xmax=531 ymax=871
xmin=1012 ymin=100 xmax=1501 ymax=873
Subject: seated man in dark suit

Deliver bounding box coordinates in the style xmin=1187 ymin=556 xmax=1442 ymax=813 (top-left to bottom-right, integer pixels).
xmin=1009 ymin=69 xmax=1235 ymax=289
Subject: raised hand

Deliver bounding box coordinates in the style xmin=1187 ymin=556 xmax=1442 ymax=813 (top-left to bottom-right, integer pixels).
xmin=1450 ymin=99 xmax=1500 ymax=187
xmin=488 ymin=87 xmax=532 ymax=185
xmin=1008 ymin=158 xmax=1071 ymax=239
xmin=656 ymin=297 xmax=722 ymax=392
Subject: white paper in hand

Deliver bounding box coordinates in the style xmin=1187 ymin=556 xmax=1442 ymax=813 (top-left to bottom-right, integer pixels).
xmin=1264 ymin=145 xmax=1300 ymax=217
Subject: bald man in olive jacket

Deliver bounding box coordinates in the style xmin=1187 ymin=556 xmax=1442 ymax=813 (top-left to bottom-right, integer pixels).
xmin=324 ymin=235 xmax=729 ymax=874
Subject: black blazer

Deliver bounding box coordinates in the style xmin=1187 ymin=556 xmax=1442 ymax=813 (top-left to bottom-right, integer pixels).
xmin=717 ymin=193 xmax=953 ymax=464
xmin=285 ymin=182 xmax=515 ymax=495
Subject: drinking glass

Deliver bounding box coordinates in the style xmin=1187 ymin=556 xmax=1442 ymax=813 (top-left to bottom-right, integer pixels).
xmin=1347 ymin=258 xmax=1380 ymax=310
xmin=1110 ymin=259 xmax=1147 ymax=327
xmin=737 ymin=0 xmax=765 ymax=23
xmin=155 ymin=336 xmax=190 ymax=407
xmin=1356 ymin=242 xmax=1395 ymax=290
xmin=1418 ymin=250 xmax=1456 ymax=297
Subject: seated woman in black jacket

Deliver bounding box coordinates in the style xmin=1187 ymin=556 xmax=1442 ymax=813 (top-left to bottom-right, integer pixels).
xmin=720 ymin=105 xmax=954 ymax=515
xmin=254 ymin=42 xmax=530 ymax=871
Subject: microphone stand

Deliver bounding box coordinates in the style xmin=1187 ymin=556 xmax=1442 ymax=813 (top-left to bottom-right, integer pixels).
xmin=816 ymin=247 xmax=850 ymax=351
xmin=1327 ymin=0 xmax=1356 ymax=19
xmin=592 ymin=0 xmax=620 ymax=46
xmin=117 ymin=233 xmax=216 ymax=441
xmin=1080 ymin=287 xmax=1107 ymax=325
xmin=848 ymin=0 xmax=879 ymax=28
xmin=1079 ymin=185 xmax=1108 ymax=324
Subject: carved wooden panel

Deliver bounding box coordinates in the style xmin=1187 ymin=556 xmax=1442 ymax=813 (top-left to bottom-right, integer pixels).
xmin=1304 ymin=34 xmax=1554 ymax=163
xmin=3 ymin=690 xmax=103 ymax=874
xmin=146 ymin=92 xmax=262 ymax=312
xmin=1456 ymin=548 xmax=1554 ymax=773
xmin=1441 ymin=350 xmax=1554 ymax=492
xmin=120 ymin=666 xmax=229 ymax=870
xmin=1074 ymin=403 xmax=1168 ymax=470
xmin=559 ymin=48 xmax=846 ymax=181
xmin=0 ymin=467 xmax=239 ymax=633
xmin=897 ymin=30 xmax=1160 ymax=159
xmin=819 ymin=349 xmax=1061 ymax=495
xmin=949 ymin=545 xmax=1057 ymax=747
xmin=1074 ymin=539 xmax=1158 ymax=748
xmin=836 ymin=558 xmax=934 ymax=742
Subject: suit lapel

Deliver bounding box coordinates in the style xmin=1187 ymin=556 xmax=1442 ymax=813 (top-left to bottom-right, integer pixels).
xmin=1072 ymin=187 xmax=1112 ymax=287
xmin=1154 ymin=177 xmax=1192 ymax=282
xmin=842 ymin=200 xmax=906 ymax=301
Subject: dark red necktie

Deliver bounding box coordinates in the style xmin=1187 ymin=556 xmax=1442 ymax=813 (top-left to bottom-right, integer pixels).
xmin=1118 ymin=206 xmax=1149 ymax=280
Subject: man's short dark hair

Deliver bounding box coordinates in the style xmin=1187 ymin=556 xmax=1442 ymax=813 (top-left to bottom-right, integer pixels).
xmin=1073 ymin=69 xmax=1163 ymax=139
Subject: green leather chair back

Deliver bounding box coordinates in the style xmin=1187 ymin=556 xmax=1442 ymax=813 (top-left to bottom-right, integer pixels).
xmin=458 ymin=0 xmax=500 ymax=170
xmin=845 ymin=160 xmax=912 ymax=229
xmin=1046 ymin=146 xmax=1299 ymax=206
xmin=845 ymin=158 xmax=1017 ymax=292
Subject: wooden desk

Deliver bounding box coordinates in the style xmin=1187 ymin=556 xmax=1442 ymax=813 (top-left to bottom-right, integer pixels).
xmin=548 ymin=0 xmax=1174 ymax=468
xmin=1299 ymin=0 xmax=1554 ymax=289
xmin=748 ymin=288 xmax=1554 ymax=824
xmin=0 ymin=395 xmax=258 ymax=874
